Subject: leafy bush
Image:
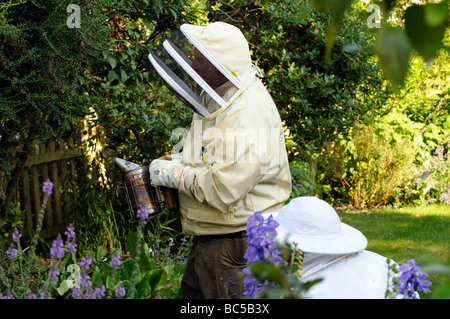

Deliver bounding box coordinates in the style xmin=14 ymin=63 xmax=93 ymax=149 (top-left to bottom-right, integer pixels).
xmin=410 ymin=135 xmax=450 ymax=205
xmin=320 ymin=122 xmax=417 ymax=208
xmin=207 ymin=0 xmax=385 ymax=159
xmin=317 ymin=8 xmax=450 ymax=208
xmin=289 ymin=159 xmax=321 ymax=200
xmin=0 ymin=0 xmax=98 ymax=218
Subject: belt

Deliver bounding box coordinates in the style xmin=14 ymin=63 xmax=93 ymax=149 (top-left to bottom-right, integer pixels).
xmin=195 ymin=230 xmax=247 ymax=242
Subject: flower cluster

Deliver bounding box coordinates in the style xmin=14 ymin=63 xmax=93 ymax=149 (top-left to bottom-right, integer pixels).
xmin=64 ymin=224 xmax=77 ymax=254
xmin=44 ymin=225 xmax=79 ymax=296
xmin=0 ymin=179 xmax=128 ymax=300
xmin=1 ymin=221 xmax=80 ymax=298
xmin=245 ymin=212 xmax=282 ymax=264
xmin=6 ymin=245 xmax=18 ymax=260
xmin=115 ymin=282 xmax=126 ymax=298
xmin=110 ymin=252 xmax=121 ymax=270
xmin=50 ymin=235 xmax=64 ymax=259
xmin=5 ymin=228 xmax=23 ymax=260
xmin=12 ymin=228 xmax=22 ymax=243
xmin=136 ymin=204 xmax=149 ymax=224
xmin=396 ymin=259 xmax=432 ymax=299
xmin=69 ymin=253 xmax=126 ymax=299
xmin=243 ymin=212 xmax=282 ymax=297
xmin=42 ymin=180 xmax=54 ymax=196
xmin=72 ymin=255 xmax=94 ymax=299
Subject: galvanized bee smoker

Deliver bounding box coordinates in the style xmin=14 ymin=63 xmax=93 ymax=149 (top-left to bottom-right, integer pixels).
xmin=113 ymin=157 xmax=178 ymax=223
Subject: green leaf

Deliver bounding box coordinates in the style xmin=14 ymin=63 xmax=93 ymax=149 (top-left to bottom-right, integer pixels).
xmin=122 ymin=280 xmax=136 ymax=299
xmin=139 ymin=254 xmax=153 ymax=277
xmin=108 ymin=70 xmax=118 ymax=82
xmin=405 ymin=3 xmax=449 ymax=62
xmin=148 ymin=269 xmax=164 ymax=289
xmin=107 ymin=56 xmax=116 ymax=69
xmin=126 ymin=232 xmax=138 ymax=257
xmin=96 ymin=246 xmax=106 ymax=262
xmin=425 ymin=1 xmax=449 ymax=27
xmin=137 ymin=271 xmax=154 ymax=298
xmin=120 ymin=68 xmax=128 ymax=83
xmin=105 ymin=275 xmax=112 ymax=289
xmin=92 ymin=266 xmax=102 ymax=286
xmin=376 ymin=26 xmax=412 ymax=90
xmin=122 ymin=259 xmax=136 ymax=281
xmin=101 ymin=261 xmax=114 ymax=281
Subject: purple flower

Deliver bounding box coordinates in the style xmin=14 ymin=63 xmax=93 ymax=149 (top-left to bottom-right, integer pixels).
xmin=92 ymin=283 xmax=106 ymax=299
xmin=136 ymin=204 xmax=149 ymax=224
xmin=50 ymin=235 xmax=64 ymax=259
xmin=0 ymin=291 xmax=14 ymax=299
xmin=244 ymin=213 xmax=281 ymax=263
xmin=243 ymin=212 xmax=282 ymax=297
xmin=115 ymin=282 xmax=126 ymax=298
xmin=80 ymin=273 xmax=92 ymax=289
xmin=80 ymin=255 xmax=92 ymax=270
xmin=396 ymin=259 xmax=432 ymax=299
xmin=50 ymin=267 xmax=60 ymax=285
xmin=64 ymin=224 xmax=75 ymax=241
xmin=12 ymin=228 xmax=22 ymax=244
xmin=64 ymin=224 xmax=77 ymax=254
xmin=110 ymin=252 xmax=121 ymax=270
xmin=6 ymin=245 xmax=17 ymax=260
xmin=242 ymin=272 xmax=269 ymax=298
xmin=66 ymin=241 xmax=77 ymax=254
xmin=72 ymin=287 xmax=81 ymax=299
xmin=42 ymin=180 xmax=53 ymax=196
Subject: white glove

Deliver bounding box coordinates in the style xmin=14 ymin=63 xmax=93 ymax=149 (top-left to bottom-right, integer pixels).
xmin=149 ymin=157 xmax=199 ymax=197
xmin=149 ymin=159 xmax=182 ymax=188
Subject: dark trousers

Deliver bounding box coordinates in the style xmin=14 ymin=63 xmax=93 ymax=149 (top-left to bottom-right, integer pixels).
xmin=181 ymin=235 xmax=248 ymax=299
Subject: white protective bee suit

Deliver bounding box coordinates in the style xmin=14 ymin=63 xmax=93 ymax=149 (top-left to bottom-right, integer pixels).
xmin=148 ymin=22 xmax=292 ymax=237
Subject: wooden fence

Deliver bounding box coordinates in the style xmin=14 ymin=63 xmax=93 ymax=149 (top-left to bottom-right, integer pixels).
xmin=9 ymin=135 xmax=84 ymax=239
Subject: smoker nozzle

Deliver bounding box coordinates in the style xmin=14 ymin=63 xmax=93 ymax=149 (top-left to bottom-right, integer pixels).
xmin=112 ymin=157 xmax=142 ymax=172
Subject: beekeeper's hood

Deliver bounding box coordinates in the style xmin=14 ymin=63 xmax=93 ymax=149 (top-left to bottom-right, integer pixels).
xmin=149 ymin=22 xmax=260 ymax=117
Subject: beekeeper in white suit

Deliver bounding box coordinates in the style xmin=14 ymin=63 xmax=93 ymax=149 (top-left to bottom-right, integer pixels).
xmin=148 ymin=22 xmax=292 ymax=298
xmin=264 ymin=196 xmax=399 ymax=299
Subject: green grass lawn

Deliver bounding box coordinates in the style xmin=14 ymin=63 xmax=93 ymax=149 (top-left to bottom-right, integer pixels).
xmin=337 ymin=204 xmax=450 ymax=299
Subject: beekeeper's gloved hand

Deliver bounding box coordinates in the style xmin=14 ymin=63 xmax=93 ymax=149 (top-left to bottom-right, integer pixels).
xmin=149 ymin=159 xmax=181 ymax=189
xmin=149 ymin=155 xmax=197 ymax=197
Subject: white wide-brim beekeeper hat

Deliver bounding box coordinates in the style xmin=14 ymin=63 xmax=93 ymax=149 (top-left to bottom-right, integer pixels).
xmin=270 ymin=196 xmax=368 ymax=254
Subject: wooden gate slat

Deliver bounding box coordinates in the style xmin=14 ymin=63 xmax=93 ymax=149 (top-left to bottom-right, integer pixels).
xmin=21 ymin=169 xmax=33 ymax=233
xmin=49 ymin=141 xmax=62 ymax=225
xmin=8 ymin=136 xmax=84 ymax=240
